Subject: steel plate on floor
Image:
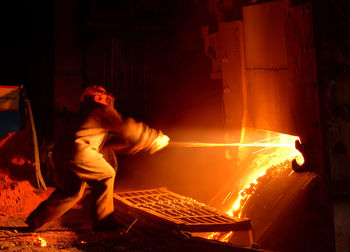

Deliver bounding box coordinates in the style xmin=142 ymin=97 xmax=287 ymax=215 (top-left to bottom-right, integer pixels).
xmin=114 ymin=187 xmax=251 ymax=232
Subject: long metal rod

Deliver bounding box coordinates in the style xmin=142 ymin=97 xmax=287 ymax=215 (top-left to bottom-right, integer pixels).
xmin=169 ymin=142 xmax=294 ymax=148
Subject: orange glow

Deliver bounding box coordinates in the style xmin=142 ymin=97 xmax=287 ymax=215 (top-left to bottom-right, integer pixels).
xmin=170 ymin=141 xmax=297 ymax=148
xmin=228 ymin=170 xmax=266 ymax=218
xmin=10 ymin=155 xmax=30 ymax=166
xmin=221 ymin=231 xmax=234 ymax=242
xmin=206 ymin=131 xmax=304 ymax=243
xmin=227 ymin=133 xmax=303 ymax=218
xmin=37 ymin=236 xmax=47 ymax=247
xmin=150 ymin=135 xmax=170 ymax=154
xmin=206 ymin=231 xmax=233 ymax=242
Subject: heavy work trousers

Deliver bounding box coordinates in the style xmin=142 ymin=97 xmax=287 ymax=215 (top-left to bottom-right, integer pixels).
xmin=26 ymin=159 xmax=116 ymax=229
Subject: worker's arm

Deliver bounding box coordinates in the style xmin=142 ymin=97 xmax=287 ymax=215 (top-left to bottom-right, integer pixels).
xmin=98 ymin=106 xmax=169 ymax=154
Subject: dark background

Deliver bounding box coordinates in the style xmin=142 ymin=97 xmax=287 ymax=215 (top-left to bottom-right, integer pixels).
xmin=0 ymin=0 xmax=230 ymax=202
xmin=1 ymin=1 xmax=350 ymax=251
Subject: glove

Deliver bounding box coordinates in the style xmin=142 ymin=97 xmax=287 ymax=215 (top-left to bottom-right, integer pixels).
xmin=149 ymin=133 xmax=170 ymax=154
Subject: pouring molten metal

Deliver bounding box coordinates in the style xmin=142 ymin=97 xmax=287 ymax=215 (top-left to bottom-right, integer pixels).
xmin=171 ymin=133 xmax=304 ymax=244
xmin=228 ymin=134 xmax=304 ymax=218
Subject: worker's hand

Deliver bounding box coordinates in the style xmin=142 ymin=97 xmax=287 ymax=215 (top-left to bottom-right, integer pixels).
xmin=149 ymin=133 xmax=169 ymax=154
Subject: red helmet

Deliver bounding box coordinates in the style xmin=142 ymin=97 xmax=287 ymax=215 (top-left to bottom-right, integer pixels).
xmin=80 ymin=85 xmax=115 ymax=107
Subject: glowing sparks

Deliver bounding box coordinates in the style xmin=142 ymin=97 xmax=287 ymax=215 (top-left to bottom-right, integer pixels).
xmin=37 ymin=236 xmax=47 ymax=247
xmin=205 ymin=132 xmax=304 ymax=243
xmin=206 ymin=232 xmax=217 ymax=240
xmin=229 ymin=170 xmax=267 ymax=217
xmin=206 ymin=231 xmax=233 ymax=242
xmin=221 ymin=191 xmax=232 ymax=205
xmin=222 ymin=231 xmax=234 ymax=242
xmin=227 ymin=134 xmax=304 ymax=218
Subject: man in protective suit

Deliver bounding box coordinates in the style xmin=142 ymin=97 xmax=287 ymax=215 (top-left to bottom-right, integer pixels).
xmin=26 ymin=85 xmax=169 ymax=231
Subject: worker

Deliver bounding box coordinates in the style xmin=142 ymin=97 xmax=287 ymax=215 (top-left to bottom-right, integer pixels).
xmin=25 ymin=85 xmax=169 ymax=231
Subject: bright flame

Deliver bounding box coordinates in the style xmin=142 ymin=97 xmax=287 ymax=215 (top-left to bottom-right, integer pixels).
xmin=206 ymin=132 xmax=304 ymax=243
xmin=37 ymin=236 xmax=47 ymax=247
xmin=221 ymin=231 xmax=234 ymax=242
xmin=227 ymin=133 xmax=303 ymax=218
xmin=229 ymin=169 xmax=266 ymax=218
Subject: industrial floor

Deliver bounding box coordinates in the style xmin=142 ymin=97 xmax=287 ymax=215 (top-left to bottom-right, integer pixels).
xmin=0 ymin=201 xmax=154 ymax=252
xmin=0 ymin=188 xmax=261 ymax=252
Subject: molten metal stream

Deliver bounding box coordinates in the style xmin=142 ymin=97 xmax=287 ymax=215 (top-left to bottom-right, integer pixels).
xmin=169 ymin=141 xmax=295 ymax=148
xmin=197 ymin=133 xmax=303 ymax=243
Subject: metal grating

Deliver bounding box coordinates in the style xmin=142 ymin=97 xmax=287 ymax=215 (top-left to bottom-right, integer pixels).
xmin=114 ymin=187 xmax=251 ymax=232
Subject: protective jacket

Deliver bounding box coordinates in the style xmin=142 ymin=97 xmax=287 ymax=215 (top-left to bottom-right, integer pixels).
xmin=26 ymin=101 xmax=162 ymax=230
xmin=53 ymin=101 xmax=161 ymax=177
